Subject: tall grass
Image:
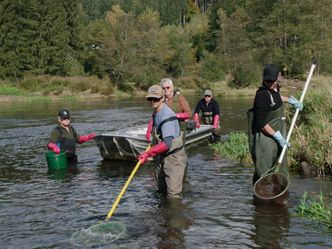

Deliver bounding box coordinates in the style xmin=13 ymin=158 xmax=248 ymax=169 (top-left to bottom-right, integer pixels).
xmin=289 ymin=87 xmax=332 ymax=176
xmin=295 ymin=192 xmax=332 ymax=228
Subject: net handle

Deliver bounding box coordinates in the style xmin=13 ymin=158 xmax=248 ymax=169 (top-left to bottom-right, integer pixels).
xmin=105 ymin=145 xmax=151 ymax=221
xmin=277 ymin=63 xmax=316 ymax=165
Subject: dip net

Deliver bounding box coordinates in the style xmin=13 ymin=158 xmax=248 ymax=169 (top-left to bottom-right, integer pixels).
xmin=253 ymin=172 xmax=289 ymax=204
xmin=70 ymin=221 xmax=126 ymax=246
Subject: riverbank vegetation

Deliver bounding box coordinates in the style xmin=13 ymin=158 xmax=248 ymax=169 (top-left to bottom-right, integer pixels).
xmin=210 ymin=132 xmax=251 ymax=166
xmin=295 ymin=192 xmax=332 ymax=229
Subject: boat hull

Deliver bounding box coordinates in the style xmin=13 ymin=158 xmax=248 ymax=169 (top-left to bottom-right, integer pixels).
xmin=95 ymin=125 xmax=214 ymax=161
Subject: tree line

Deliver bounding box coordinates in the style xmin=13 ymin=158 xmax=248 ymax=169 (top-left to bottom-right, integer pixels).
xmin=1 ymin=0 xmax=331 ymax=89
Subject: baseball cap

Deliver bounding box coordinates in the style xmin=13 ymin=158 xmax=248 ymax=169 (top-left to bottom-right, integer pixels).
xmin=145 ymin=85 xmax=164 ymax=99
xmin=58 ymin=109 xmax=70 ymax=120
xmin=204 ymin=89 xmax=213 ymax=97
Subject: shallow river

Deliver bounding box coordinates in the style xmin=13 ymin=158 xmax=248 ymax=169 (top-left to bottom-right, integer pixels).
xmin=0 ymin=96 xmax=331 ymax=249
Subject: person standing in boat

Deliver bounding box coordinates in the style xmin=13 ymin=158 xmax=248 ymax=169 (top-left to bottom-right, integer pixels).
xmin=248 ymin=64 xmax=303 ymax=185
xmin=47 ymin=109 xmax=96 ymax=163
xmin=145 ymin=78 xmax=192 ymax=142
xmin=193 ymin=89 xmax=220 ymax=129
xmin=139 ymin=85 xmax=187 ymax=199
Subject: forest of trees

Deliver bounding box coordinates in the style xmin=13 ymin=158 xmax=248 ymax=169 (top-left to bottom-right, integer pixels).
xmin=1 ymin=0 xmax=331 ymax=89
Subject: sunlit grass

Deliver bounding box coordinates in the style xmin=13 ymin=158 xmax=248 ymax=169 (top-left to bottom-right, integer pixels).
xmin=295 ymin=192 xmax=332 ymax=228
xmin=0 ymin=84 xmax=27 ymax=96
xmin=210 ymin=131 xmax=252 ymax=166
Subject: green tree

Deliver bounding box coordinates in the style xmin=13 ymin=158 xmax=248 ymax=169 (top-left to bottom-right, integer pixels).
xmin=247 ymin=0 xmax=332 ymax=76
xmin=95 ymin=6 xmax=165 ymax=87
xmin=216 ymin=8 xmax=260 ymax=86
xmin=0 ymin=0 xmax=39 ymax=79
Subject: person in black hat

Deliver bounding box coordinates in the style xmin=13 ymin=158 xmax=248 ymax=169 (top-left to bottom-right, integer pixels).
xmin=248 ymin=64 xmax=303 ymax=190
xmin=47 ymin=109 xmax=96 ymax=163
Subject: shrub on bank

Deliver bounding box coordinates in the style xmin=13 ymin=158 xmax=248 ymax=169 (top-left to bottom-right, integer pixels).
xmin=210 ymin=131 xmax=252 ymax=166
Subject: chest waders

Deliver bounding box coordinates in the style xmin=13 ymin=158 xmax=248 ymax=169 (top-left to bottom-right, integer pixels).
xmin=201 ymin=111 xmax=213 ymax=125
xmin=57 ymin=127 xmax=78 ymax=163
xmin=248 ymin=106 xmax=287 ymax=184
xmin=152 ymin=119 xmax=187 ymax=199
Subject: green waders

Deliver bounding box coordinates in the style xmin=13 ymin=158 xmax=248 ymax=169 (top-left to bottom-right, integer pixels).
xmin=248 ymin=106 xmax=288 ymax=185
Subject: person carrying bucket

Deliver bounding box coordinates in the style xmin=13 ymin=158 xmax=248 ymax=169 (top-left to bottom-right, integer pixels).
xmin=47 ymin=109 xmax=96 ymax=163
xmin=139 ymin=85 xmax=187 ymax=199
xmin=248 ymin=64 xmax=303 ymax=185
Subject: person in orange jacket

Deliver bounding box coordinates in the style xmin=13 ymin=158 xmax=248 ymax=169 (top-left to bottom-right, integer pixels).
xmin=47 ymin=109 xmax=96 ymax=163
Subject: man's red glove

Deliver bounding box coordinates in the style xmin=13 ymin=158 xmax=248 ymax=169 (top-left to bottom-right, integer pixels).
xmin=175 ymin=112 xmax=190 ymax=121
xmin=138 ymin=142 xmax=169 ymax=165
xmin=213 ymin=115 xmax=220 ymax=129
xmin=145 ymin=118 xmax=153 ymax=142
xmin=48 ymin=143 xmax=60 ymax=154
xmin=79 ymin=133 xmax=96 ymax=143
xmin=194 ymin=113 xmax=200 ymax=128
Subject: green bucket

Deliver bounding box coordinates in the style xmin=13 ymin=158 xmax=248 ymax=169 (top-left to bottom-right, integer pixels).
xmin=46 ymin=150 xmax=68 ymax=170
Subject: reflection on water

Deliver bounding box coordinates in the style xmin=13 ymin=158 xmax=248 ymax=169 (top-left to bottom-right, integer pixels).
xmin=157 ymin=198 xmax=193 ymax=249
xmin=0 ymin=97 xmax=331 ymax=249
xmin=47 ymin=166 xmax=80 ymax=182
xmin=252 ymin=200 xmax=290 ymax=249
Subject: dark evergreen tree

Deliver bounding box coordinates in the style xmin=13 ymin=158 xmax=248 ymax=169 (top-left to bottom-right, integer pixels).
xmin=0 ymin=0 xmax=40 ymax=79
xmin=205 ymin=0 xmax=223 ymax=52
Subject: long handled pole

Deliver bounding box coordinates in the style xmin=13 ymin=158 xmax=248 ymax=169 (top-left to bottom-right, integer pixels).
xmin=105 ymin=145 xmax=151 ymax=222
xmin=277 ymin=63 xmax=316 ymax=165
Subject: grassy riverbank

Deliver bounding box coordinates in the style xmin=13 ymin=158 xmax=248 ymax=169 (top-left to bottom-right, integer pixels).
xmin=0 ymin=74 xmax=259 ymax=102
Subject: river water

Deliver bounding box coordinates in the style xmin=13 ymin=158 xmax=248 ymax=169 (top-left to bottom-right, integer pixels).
xmin=0 ymin=96 xmax=331 ymax=249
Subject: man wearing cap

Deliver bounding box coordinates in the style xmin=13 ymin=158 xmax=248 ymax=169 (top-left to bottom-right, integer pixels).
xmin=193 ymin=89 xmax=220 ymax=130
xmin=145 ymin=78 xmax=191 ymax=142
xmin=248 ymin=64 xmax=303 ymax=186
xmin=47 ymin=109 xmax=96 ymax=163
xmin=139 ymin=85 xmax=187 ymax=199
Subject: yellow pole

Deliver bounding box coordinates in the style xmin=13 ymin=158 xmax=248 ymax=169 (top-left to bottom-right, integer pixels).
xmin=105 ymin=145 xmax=150 ymax=221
